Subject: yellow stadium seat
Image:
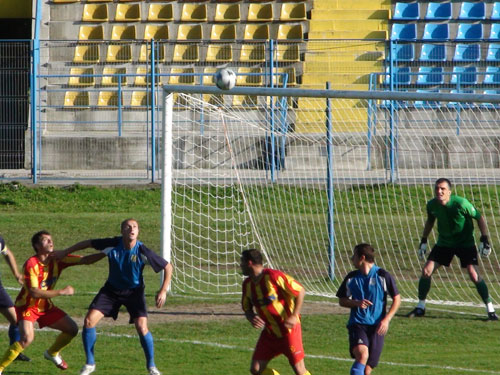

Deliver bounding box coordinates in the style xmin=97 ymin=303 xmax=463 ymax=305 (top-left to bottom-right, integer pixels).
xmin=202 ymin=67 xmax=217 ymax=85
xmin=277 ymin=24 xmax=303 ymax=41
xmin=101 ymin=67 xmax=127 ymax=86
xmin=247 ymin=3 xmax=273 ymax=22
xmin=144 ymin=25 xmax=169 ymax=40
xmin=276 ymin=44 xmax=300 ymax=62
xmin=111 ymin=25 xmax=136 ymax=40
xmin=239 ymin=44 xmax=265 ymax=62
xmin=206 ymin=44 xmax=233 ymax=62
xmin=130 ymin=91 xmax=154 ymax=107
xmin=272 ymin=67 xmax=296 ymax=87
xmin=106 ymin=44 xmax=132 ymax=63
xmin=170 ymin=68 xmax=196 ymax=85
xmin=68 ymin=68 xmax=94 ymax=87
xmin=82 ymin=4 xmax=108 ymax=22
xmin=86 ymin=0 xmax=111 ymax=2
xmin=134 ymin=67 xmax=160 ymax=86
xmin=210 ymin=24 xmax=236 ymax=41
xmin=78 ymin=25 xmax=104 ymax=41
xmin=63 ymin=91 xmax=90 ymax=107
xmin=139 ymin=44 xmax=165 ymax=62
xmin=177 ymin=24 xmax=203 ymax=40
xmin=172 ymin=44 xmax=200 ymax=62
xmin=214 ymin=3 xmax=240 ymax=22
xmin=236 ymin=67 xmax=263 ymax=86
xmin=147 ymin=4 xmax=173 ymax=22
xmin=181 ymin=3 xmax=207 ymax=22
xmin=52 ymin=0 xmax=78 ymax=3
xmin=280 ymin=3 xmax=306 ymax=21
xmin=232 ymin=95 xmax=258 ymax=108
xmin=73 ymin=44 xmax=99 ymax=63
xmin=97 ymin=91 xmax=122 ymax=107
xmin=244 ymin=24 xmax=270 ymax=40
xmin=115 ymin=3 xmax=141 ymax=22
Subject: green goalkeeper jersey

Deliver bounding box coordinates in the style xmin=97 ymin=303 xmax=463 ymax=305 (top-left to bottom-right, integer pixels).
xmin=427 ymin=195 xmax=481 ymax=248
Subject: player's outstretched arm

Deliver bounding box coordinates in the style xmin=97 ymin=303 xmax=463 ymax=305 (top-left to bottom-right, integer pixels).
xmin=29 ymin=285 xmax=74 ymax=299
xmin=376 ymin=294 xmax=401 ymax=336
xmin=78 ymin=252 xmax=106 ymax=265
xmin=51 ymin=239 xmax=94 ymax=260
xmin=155 ymin=263 xmax=173 ymax=308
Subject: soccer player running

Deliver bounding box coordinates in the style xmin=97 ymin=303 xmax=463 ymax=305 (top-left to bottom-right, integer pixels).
xmin=0 ymin=235 xmax=31 ymax=362
xmin=0 ymin=230 xmax=104 ymax=375
xmin=337 ymin=243 xmax=401 ymax=375
xmin=407 ymin=178 xmax=498 ymax=320
xmin=240 ymin=248 xmax=312 ymax=375
xmin=59 ymin=218 xmax=173 ymax=375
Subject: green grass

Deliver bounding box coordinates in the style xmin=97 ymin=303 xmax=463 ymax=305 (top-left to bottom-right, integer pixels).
xmin=0 ymin=183 xmax=500 ymax=374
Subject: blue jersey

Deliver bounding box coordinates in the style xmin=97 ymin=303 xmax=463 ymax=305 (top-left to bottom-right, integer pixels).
xmin=91 ymin=237 xmax=168 ymax=290
xmin=336 ymin=265 xmax=399 ymax=327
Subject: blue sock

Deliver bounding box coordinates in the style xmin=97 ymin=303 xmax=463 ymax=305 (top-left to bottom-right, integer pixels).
xmin=8 ymin=324 xmax=20 ymax=345
xmin=139 ymin=332 xmax=155 ymax=369
xmin=82 ymin=327 xmax=96 ymax=365
xmin=351 ymin=361 xmax=366 ymax=375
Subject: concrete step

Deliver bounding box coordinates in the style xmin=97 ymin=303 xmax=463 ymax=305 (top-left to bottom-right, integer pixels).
xmin=302 ymin=73 xmax=371 ymax=85
xmin=309 ymin=20 xmax=388 ymax=32
xmin=308 ymin=30 xmax=388 ymax=40
xmin=313 ymin=0 xmax=391 ymax=11
xmin=311 ymin=9 xmax=390 ymax=20
xmin=304 ymin=60 xmax=383 ymax=73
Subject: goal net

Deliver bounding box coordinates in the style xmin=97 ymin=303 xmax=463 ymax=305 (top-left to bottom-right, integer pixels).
xmin=161 ymin=86 xmax=500 ymax=310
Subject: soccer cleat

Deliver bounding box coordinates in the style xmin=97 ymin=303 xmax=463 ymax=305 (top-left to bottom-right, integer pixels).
xmin=80 ymin=364 xmax=96 ymax=375
xmin=15 ymin=352 xmax=31 ymax=362
xmin=43 ymin=350 xmax=68 ymax=370
xmin=148 ymin=366 xmax=161 ymax=375
xmin=406 ymin=307 xmax=425 ymax=318
xmin=488 ymin=312 xmax=499 ymax=321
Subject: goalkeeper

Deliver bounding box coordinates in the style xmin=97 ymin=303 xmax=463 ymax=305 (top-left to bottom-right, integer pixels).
xmin=407 ymin=178 xmax=498 ymax=320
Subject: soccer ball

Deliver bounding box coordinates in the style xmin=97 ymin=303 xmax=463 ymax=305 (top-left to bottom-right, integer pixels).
xmin=215 ymin=68 xmax=236 ymax=90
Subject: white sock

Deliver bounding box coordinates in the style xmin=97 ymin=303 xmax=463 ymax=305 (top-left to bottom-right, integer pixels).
xmin=417 ymin=300 xmax=426 ymax=310
xmin=487 ymin=302 xmax=495 ymax=313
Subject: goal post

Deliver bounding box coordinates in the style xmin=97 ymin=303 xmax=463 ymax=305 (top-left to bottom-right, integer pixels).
xmin=161 ymin=84 xmax=500 ymax=311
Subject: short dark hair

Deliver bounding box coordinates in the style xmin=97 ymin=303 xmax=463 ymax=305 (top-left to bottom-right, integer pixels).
xmin=31 ymin=230 xmax=51 ymax=253
xmin=121 ymin=218 xmax=139 ymax=230
xmin=241 ymin=248 xmax=263 ymax=265
xmin=435 ymin=178 xmax=452 ymax=189
xmin=353 ymin=243 xmax=375 ymax=263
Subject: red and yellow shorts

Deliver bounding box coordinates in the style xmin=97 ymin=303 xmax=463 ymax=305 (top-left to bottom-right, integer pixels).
xmin=16 ymin=306 xmax=67 ymax=328
xmin=252 ymin=323 xmax=305 ymax=366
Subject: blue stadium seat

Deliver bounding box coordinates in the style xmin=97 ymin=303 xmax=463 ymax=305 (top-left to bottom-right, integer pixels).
xmin=393 ymin=2 xmax=419 ymax=20
xmin=490 ymin=23 xmax=500 ymax=41
xmin=391 ymin=43 xmax=415 ymax=61
xmin=492 ymin=2 xmax=500 ymax=20
xmin=484 ymin=66 xmax=500 ymax=84
xmin=414 ymin=89 xmax=441 ymax=109
xmin=420 ymin=43 xmax=447 ymax=61
xmin=455 ymin=23 xmax=483 ymax=41
xmin=453 ymin=44 xmax=480 ymax=61
xmin=391 ymin=23 xmax=417 ymax=41
xmin=486 ymin=43 xmax=500 ymax=62
xmin=481 ymin=90 xmax=500 ymax=109
xmin=425 ymin=2 xmax=452 ymax=20
xmin=423 ymin=23 xmax=449 ymax=41
xmin=447 ymin=89 xmax=475 ymax=109
xmin=385 ymin=67 xmax=411 ymax=85
xmin=417 ymin=66 xmax=444 ymax=85
xmin=450 ymin=66 xmax=477 ymax=85
xmin=458 ymin=1 xmax=485 ymax=20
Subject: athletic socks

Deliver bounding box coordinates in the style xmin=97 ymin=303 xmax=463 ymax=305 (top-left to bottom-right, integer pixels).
xmin=47 ymin=332 xmax=74 ymax=357
xmin=418 ymin=277 xmax=431 ymax=301
xmin=82 ymin=327 xmax=97 ymax=365
xmin=350 ymin=361 xmax=366 ymax=375
xmin=139 ymin=331 xmax=155 ymax=369
xmin=0 ymin=341 xmax=23 ymax=371
xmin=475 ymin=279 xmax=491 ymax=305
xmin=8 ymin=324 xmax=20 ymax=345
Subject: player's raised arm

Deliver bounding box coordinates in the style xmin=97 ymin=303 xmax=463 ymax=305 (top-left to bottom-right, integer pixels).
xmin=50 ymin=239 xmax=94 ymax=260
xmin=78 ymin=252 xmax=106 ymax=265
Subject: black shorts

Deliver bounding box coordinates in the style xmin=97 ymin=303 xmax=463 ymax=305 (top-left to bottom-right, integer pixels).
xmin=428 ymin=245 xmax=478 ymax=268
xmin=89 ymin=283 xmax=147 ymax=324
xmin=348 ymin=324 xmax=384 ymax=369
xmin=0 ymin=283 xmax=14 ymax=309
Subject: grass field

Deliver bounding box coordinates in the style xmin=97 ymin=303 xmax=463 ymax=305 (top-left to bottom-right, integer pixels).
xmin=0 ymin=183 xmax=499 ymax=375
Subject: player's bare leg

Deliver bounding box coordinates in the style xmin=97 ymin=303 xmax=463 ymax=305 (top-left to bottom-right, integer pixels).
xmin=351 ymin=344 xmax=369 ymax=375
xmin=291 ymin=358 xmax=311 ymax=375
xmin=467 ymin=264 xmax=498 ymax=320
xmin=135 ymin=317 xmax=160 ymax=375
xmin=44 ymin=315 xmax=78 ymax=370
xmin=250 ymin=359 xmax=270 ymax=375
xmin=80 ymin=309 xmax=104 ymax=375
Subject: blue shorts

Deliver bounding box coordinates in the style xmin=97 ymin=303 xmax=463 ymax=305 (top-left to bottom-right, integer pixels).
xmin=89 ymin=283 xmax=147 ymax=324
xmin=348 ymin=324 xmax=384 ymax=368
xmin=0 ymin=283 xmax=14 ymax=309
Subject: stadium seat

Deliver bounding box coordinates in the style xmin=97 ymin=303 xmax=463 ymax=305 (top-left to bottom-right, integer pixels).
xmin=147 ymin=4 xmax=173 ymax=22
xmin=280 ymin=3 xmax=306 ymax=21
xmin=422 ymin=23 xmax=449 ymax=41
xmin=450 ymin=66 xmax=477 ymax=85
xmin=82 ymin=4 xmax=108 ymax=22
xmin=487 ymin=43 xmax=500 ymax=62
xmin=384 ymin=67 xmax=411 ymax=85
xmin=419 ymin=43 xmax=447 ymax=62
xmin=453 ymin=43 xmax=480 ymax=62
xmin=277 ymin=24 xmax=303 ymax=41
xmin=455 ymin=23 xmax=483 ymax=41
xmin=244 ymin=24 xmax=270 ymax=40
xmin=425 ymin=2 xmax=452 ymax=20
xmin=272 ymin=67 xmax=296 ymax=87
xmin=214 ymin=3 xmax=240 ymax=22
xmin=276 ymin=44 xmax=300 ymax=62
xmin=481 ymin=90 xmax=500 ymax=108
xmin=446 ymin=89 xmax=475 ymax=109
xmin=97 ymin=91 xmax=122 ymax=107
xmin=68 ymin=68 xmax=94 ymax=87
xmin=458 ymin=1 xmax=485 ymax=20
xmin=391 ymin=23 xmax=417 ymax=41
xmin=115 ymin=3 xmax=141 ymax=22
xmin=170 ymin=68 xmax=196 ymax=85
xmin=63 ymin=91 xmax=90 ymax=107
xmin=144 ymin=25 xmax=169 ymax=40
xmin=414 ymin=89 xmax=441 ymax=109
xmin=206 ymin=44 xmax=233 ymax=62
xmin=489 ymin=23 xmax=500 ymax=41
xmin=180 ymin=3 xmax=207 ymax=22
xmin=111 ymin=25 xmax=136 ymax=40
xmin=393 ymin=2 xmax=419 ymax=20
xmin=248 ymin=3 xmax=273 ymax=22
xmin=232 ymin=95 xmax=259 ymax=109
xmin=492 ymin=2 xmax=500 ymax=20
xmin=172 ymin=44 xmax=200 ymax=62
xmin=236 ymin=67 xmax=263 ymax=87
xmin=416 ymin=66 xmax=444 ymax=85
xmin=391 ymin=43 xmax=415 ymax=61
xmin=210 ymin=24 xmax=236 ymax=41
xmin=53 ymin=0 xmax=78 ymax=3
xmin=78 ymin=25 xmax=104 ymax=41
xmin=106 ymin=45 xmax=132 ymax=63
xmin=484 ymin=66 xmax=500 ymax=84
xmin=130 ymin=91 xmax=149 ymax=107
xmin=86 ymin=0 xmax=111 ymax=2
xmin=139 ymin=44 xmax=165 ymax=62
xmin=134 ymin=67 xmax=159 ymax=86
xmin=239 ymin=44 xmax=266 ymax=62
xmin=73 ymin=45 xmax=99 ymax=63
xmin=101 ymin=67 xmax=127 ymax=86
xmin=202 ymin=67 xmax=217 ymax=86
xmin=176 ymin=24 xmax=203 ymax=40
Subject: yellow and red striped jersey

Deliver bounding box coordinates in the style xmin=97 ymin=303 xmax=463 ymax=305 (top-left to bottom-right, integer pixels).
xmin=15 ymin=254 xmax=81 ymax=313
xmin=242 ymin=268 xmax=303 ymax=338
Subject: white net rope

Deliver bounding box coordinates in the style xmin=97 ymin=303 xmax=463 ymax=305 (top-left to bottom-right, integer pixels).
xmin=166 ymin=91 xmax=500 ymax=310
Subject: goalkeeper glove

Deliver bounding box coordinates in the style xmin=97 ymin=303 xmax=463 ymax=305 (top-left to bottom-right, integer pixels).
xmin=418 ymin=238 xmax=427 ymax=261
xmin=479 ymin=235 xmax=492 ymax=257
